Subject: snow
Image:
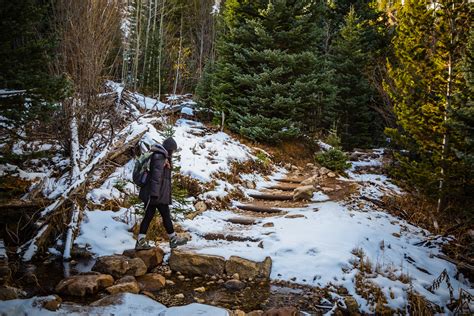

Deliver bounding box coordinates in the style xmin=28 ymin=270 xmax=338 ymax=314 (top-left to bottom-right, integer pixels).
xmin=0 ymin=294 xmax=230 ymax=315
xmin=75 ymin=208 xmax=136 ymax=256
xmin=180 ymin=106 xmax=194 ymax=116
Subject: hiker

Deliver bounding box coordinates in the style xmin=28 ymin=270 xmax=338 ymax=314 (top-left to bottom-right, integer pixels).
xmin=135 ymin=137 xmax=188 ymax=250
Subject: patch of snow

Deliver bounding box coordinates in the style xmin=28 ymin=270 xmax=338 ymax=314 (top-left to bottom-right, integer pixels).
xmin=180 ymin=106 xmax=194 ymax=116
xmin=75 ymin=208 xmax=136 ymax=256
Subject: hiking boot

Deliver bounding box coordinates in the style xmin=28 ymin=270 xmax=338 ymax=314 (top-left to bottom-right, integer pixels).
xmin=169 ymin=235 xmax=188 ymax=249
xmin=135 ymin=237 xmax=152 ymax=250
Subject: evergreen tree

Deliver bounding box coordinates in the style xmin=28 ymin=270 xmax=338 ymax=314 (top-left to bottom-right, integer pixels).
xmin=201 ymin=0 xmax=333 ymax=143
xmin=386 ymin=0 xmax=472 ymax=208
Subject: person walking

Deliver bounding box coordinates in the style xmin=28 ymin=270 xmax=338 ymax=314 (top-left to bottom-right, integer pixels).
xmin=135 ymin=137 xmax=188 ymax=250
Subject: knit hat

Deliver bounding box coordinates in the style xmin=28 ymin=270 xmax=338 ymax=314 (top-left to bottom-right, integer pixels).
xmin=162 ymin=137 xmax=178 ymax=153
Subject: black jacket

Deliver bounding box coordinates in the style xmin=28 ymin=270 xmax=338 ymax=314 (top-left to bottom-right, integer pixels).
xmin=138 ymin=144 xmax=172 ymax=205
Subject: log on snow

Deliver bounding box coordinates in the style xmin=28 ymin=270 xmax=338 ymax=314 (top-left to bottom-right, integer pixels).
xmin=248 ymin=193 xmax=293 ymax=201
xmin=235 ymin=204 xmax=283 ymax=214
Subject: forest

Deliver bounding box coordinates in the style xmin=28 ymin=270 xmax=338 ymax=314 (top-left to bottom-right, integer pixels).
xmin=0 ymin=0 xmax=473 ymax=314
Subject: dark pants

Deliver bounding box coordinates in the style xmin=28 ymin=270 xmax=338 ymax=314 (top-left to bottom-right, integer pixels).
xmin=139 ymin=203 xmax=174 ymax=235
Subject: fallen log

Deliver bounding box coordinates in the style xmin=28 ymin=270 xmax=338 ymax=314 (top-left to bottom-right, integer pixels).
xmin=19 ymin=116 xmax=158 ymax=261
xmin=275 ymin=178 xmax=303 ymax=184
xmin=248 ymin=193 xmax=293 ymax=201
xmin=235 ymin=204 xmax=283 ymax=214
xmin=265 ymin=185 xmax=299 ymax=191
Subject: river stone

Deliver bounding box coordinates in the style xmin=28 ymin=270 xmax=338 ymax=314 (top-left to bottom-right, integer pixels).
xmin=224 ymin=279 xmax=245 ymax=291
xmin=55 ymin=274 xmax=114 ymax=297
xmin=263 ymin=307 xmax=298 ymax=316
xmin=225 ymin=256 xmax=272 ymax=280
xmin=293 ymin=185 xmax=314 ymax=201
xmin=169 ymin=250 xmax=225 ymax=276
xmin=106 ymin=279 xmax=140 ymax=295
xmin=92 ymin=255 xmax=147 ymax=278
xmin=122 ymin=247 xmax=164 ymax=270
xmin=136 ymin=273 xmax=166 ymax=291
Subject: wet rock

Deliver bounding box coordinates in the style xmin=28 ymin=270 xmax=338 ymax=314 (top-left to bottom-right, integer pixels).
xmin=263 ymin=222 xmax=274 ymax=228
xmin=194 ymin=286 xmax=206 ymax=293
xmin=122 ymin=247 xmax=164 ymax=271
xmin=225 ymin=256 xmax=272 ymax=280
xmin=224 ymin=279 xmax=245 ymax=291
xmin=42 ymin=295 xmax=62 ymax=311
xmin=194 ymin=201 xmax=208 ymax=212
xmin=0 ymin=285 xmax=24 ymax=300
xmin=92 ymin=255 xmax=147 ymax=278
xmin=136 ymin=273 xmax=166 ymax=291
xmin=293 ymin=185 xmax=314 ymax=201
xmin=284 ymin=214 xmax=306 ymax=219
xmin=263 ymin=307 xmax=298 ymax=316
xmin=169 ymin=250 xmax=225 ymax=276
xmin=106 ymin=279 xmax=140 ymax=295
xmin=55 ymin=274 xmax=114 ymax=296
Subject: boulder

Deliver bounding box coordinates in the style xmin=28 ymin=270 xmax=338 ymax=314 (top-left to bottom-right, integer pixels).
xmin=293 ymin=185 xmax=315 ymax=201
xmin=55 ymin=273 xmax=114 ymax=296
xmin=194 ymin=201 xmax=208 ymax=212
xmin=106 ymin=276 xmax=140 ymax=295
xmin=263 ymin=222 xmax=274 ymax=228
xmin=300 ymin=175 xmax=319 ymax=186
xmin=169 ymin=250 xmax=225 ymax=276
xmin=225 ymin=256 xmax=272 ymax=280
xmin=122 ymin=247 xmax=164 ymax=271
xmin=0 ymin=285 xmax=24 ymax=300
xmin=92 ymin=255 xmax=147 ymax=278
xmin=263 ymin=307 xmax=298 ymax=316
xmin=136 ymin=273 xmax=166 ymax=291
xmin=224 ymin=279 xmax=245 ymax=291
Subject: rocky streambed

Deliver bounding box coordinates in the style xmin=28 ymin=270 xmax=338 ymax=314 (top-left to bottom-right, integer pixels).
xmin=1 ymin=247 xmax=357 ymax=315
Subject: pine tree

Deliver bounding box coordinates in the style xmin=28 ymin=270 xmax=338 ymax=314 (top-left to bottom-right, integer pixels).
xmin=386 ymin=0 xmax=472 ymax=208
xmin=202 ymin=0 xmax=333 ymax=143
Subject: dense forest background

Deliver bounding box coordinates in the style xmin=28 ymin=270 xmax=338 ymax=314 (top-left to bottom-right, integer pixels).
xmin=1 ymin=0 xmax=472 ymax=221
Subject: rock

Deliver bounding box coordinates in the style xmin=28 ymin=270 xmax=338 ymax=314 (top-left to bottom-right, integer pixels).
xmin=290 ymin=165 xmax=299 ymax=171
xmin=178 ymin=275 xmax=185 ymax=281
xmin=300 ymin=175 xmax=319 ymax=186
xmin=284 ymin=214 xmax=306 ymax=219
xmin=194 ymin=297 xmax=205 ymax=304
xmin=321 ymin=187 xmax=334 ymax=193
xmin=122 ymin=247 xmax=164 ymax=271
xmin=106 ymin=279 xmax=140 ymax=295
xmin=263 ymin=307 xmax=298 ymax=316
xmin=232 ymin=310 xmax=246 ymax=316
xmin=344 ymin=296 xmax=360 ymax=314
xmin=258 ymin=241 xmax=264 ymax=249
xmin=55 ymin=274 xmax=114 ymax=296
xmin=42 ymin=295 xmax=62 ymax=311
xmin=0 ymin=285 xmax=24 ymax=300
xmin=247 ymin=311 xmax=264 ymax=316
xmin=224 ymin=279 xmax=245 ymax=291
xmin=306 ymin=163 xmax=315 ymax=169
xmin=227 ymin=217 xmax=256 ymax=225
xmin=243 ymin=180 xmax=256 ymax=189
xmin=169 ymin=250 xmax=226 ymax=276
xmin=217 ymin=279 xmax=225 ymax=284
xmin=175 ymin=293 xmax=185 ymax=299
xmin=92 ymin=255 xmax=147 ymax=278
xmin=194 ymin=286 xmax=206 ymax=293
xmin=263 ymin=222 xmax=274 ymax=228
xmin=293 ymin=185 xmax=315 ymax=201
xmin=232 ymin=273 xmax=240 ymax=280
xmin=225 ymin=256 xmax=272 ymax=280
xmin=319 ymin=167 xmax=330 ymax=175
xmin=194 ymin=201 xmax=208 ymax=212
xmin=136 ymin=273 xmax=166 ymax=291
xmin=327 ymin=172 xmax=336 ymax=178
xmin=166 ymin=279 xmax=175 ymax=286
xmin=116 ymin=275 xmax=136 ymax=284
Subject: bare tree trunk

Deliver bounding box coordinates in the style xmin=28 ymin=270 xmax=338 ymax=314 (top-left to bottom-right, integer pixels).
xmin=70 ymin=98 xmax=81 ymax=179
xmin=142 ymin=0 xmax=153 ymax=88
xmin=157 ymin=0 xmax=165 ymax=100
xmin=173 ymin=13 xmax=183 ymax=95
xmin=133 ymin=0 xmax=142 ymax=91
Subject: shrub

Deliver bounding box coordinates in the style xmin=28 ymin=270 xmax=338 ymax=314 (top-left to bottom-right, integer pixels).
xmin=315 ymin=148 xmax=350 ymax=172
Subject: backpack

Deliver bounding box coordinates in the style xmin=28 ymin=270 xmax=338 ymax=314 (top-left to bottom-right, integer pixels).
xmin=132 ymin=152 xmax=153 ymax=187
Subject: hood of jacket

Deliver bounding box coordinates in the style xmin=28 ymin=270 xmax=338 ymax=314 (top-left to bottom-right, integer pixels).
xmin=150 ymin=144 xmax=168 ymax=157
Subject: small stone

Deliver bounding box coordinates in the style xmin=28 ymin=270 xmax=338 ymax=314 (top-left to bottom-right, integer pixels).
xmin=263 ymin=222 xmax=274 ymax=228
xmin=194 ymin=201 xmax=207 ymax=212
xmin=258 ymin=241 xmax=264 ymax=249
xmin=247 ymin=310 xmax=264 ymax=316
xmin=42 ymin=295 xmax=62 ymax=311
xmin=178 ymin=275 xmax=185 ymax=281
xmin=217 ymin=279 xmax=225 ymax=284
xmin=232 ymin=273 xmax=240 ymax=280
xmin=194 ymin=297 xmax=205 ymax=304
xmin=185 ymin=278 xmax=191 ymax=281
xmin=224 ymin=279 xmax=245 ymax=291
xmin=194 ymin=286 xmax=206 ymax=293
xmin=321 ymin=187 xmax=334 ymax=193
xmin=206 ymin=281 xmax=215 ymax=285
xmin=194 ymin=276 xmax=202 ymax=281
xmin=106 ymin=279 xmax=140 ymax=295
xmin=210 ymin=275 xmax=217 ymax=280
xmin=55 ymin=274 xmax=114 ymax=297
xmin=293 ymin=185 xmax=315 ymax=201
xmin=164 ymin=270 xmax=172 ymax=277
xmin=284 ymin=214 xmax=306 ymax=219
xmin=175 ymin=293 xmax=185 ymax=299
xmin=136 ymin=273 xmax=166 ymax=291
xmin=327 ymin=172 xmax=336 ymax=178
xmin=165 ymin=279 xmax=175 ymax=286
xmin=232 ymin=310 xmax=246 ymax=316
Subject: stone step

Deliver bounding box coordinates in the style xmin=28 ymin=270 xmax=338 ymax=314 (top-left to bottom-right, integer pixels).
xmin=265 ymin=184 xmax=299 ymax=191
xmin=275 ymin=178 xmax=304 ymax=184
xmin=226 ymin=217 xmax=256 ymax=225
xmin=248 ymin=193 xmax=293 ymax=201
xmin=235 ymin=204 xmax=283 ymax=214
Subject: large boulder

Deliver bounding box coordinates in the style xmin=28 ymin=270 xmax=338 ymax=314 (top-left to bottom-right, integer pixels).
xmin=136 ymin=273 xmax=166 ymax=291
xmin=293 ymin=185 xmax=315 ymax=201
xmin=169 ymin=250 xmax=225 ymax=276
xmin=122 ymin=247 xmax=164 ymax=271
xmin=225 ymin=256 xmax=272 ymax=280
xmin=106 ymin=276 xmax=140 ymax=295
xmin=92 ymin=255 xmax=147 ymax=278
xmin=55 ymin=273 xmax=114 ymax=296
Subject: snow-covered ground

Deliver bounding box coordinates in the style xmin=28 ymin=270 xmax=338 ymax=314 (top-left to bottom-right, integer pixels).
xmin=0 ymin=293 xmax=229 ymax=316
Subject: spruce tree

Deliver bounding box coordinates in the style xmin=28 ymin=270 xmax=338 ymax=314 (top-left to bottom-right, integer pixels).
xmin=202 ymin=0 xmax=331 ymax=143
xmin=386 ymin=0 xmax=472 ymax=207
